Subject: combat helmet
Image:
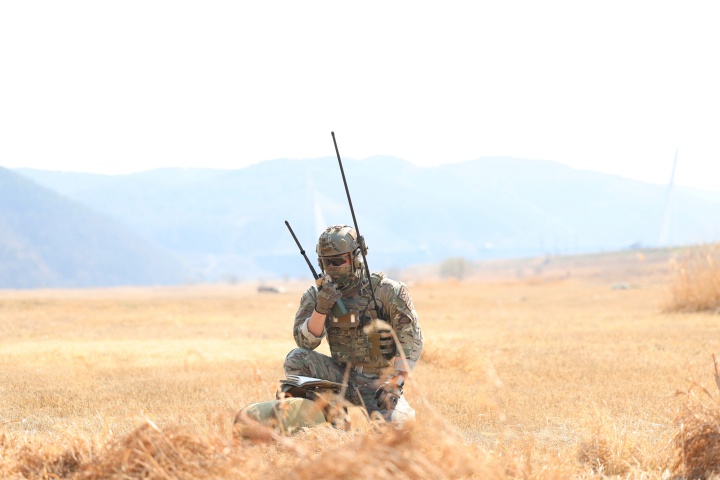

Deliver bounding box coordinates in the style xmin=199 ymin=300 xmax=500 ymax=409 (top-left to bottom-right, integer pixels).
xmin=316 ymin=225 xmax=367 ymax=291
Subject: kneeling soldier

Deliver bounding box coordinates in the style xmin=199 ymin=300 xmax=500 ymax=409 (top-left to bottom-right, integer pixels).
xmin=284 ymin=224 xmax=423 ymax=424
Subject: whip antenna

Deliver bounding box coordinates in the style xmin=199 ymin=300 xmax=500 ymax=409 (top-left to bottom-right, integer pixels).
xmin=331 ymin=131 xmax=380 ymax=315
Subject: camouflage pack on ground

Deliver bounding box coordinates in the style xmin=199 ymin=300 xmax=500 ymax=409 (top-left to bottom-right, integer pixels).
xmin=233 ymin=398 xmax=326 ymax=439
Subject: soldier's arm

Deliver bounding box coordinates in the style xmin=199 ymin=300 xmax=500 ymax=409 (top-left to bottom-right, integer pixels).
xmin=384 ymin=282 xmax=423 ymax=375
xmin=306 ymin=309 xmax=327 ymax=337
xmin=293 ymin=287 xmax=326 ymax=350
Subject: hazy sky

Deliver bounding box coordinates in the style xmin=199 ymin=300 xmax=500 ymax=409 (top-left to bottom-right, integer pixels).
xmin=1 ymin=2 xmax=718 ymax=191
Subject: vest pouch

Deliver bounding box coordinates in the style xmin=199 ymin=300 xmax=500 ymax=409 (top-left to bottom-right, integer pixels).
xmin=367 ymin=330 xmax=395 ymax=356
xmin=331 ymin=311 xmax=360 ymax=331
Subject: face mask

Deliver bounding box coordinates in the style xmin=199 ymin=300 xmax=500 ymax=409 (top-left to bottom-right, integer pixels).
xmin=325 ymin=264 xmax=353 ymax=284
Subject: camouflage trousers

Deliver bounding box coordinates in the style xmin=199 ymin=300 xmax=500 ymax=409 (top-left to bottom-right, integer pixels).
xmin=283 ymin=348 xmax=415 ymax=424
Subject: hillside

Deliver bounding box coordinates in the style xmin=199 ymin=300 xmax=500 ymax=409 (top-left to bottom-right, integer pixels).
xmin=0 ymin=167 xmax=186 ymax=288
xmin=15 ymin=157 xmax=720 ymax=282
xmin=405 ymin=245 xmax=680 ymax=287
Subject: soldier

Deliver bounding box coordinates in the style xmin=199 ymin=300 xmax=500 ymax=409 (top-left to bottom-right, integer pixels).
xmin=284 ymin=224 xmax=423 ymax=424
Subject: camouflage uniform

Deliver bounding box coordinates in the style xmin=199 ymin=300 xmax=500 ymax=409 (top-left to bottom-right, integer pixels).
xmin=284 ymin=272 xmax=423 ymax=423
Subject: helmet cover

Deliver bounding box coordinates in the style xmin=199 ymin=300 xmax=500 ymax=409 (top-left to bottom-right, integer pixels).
xmin=316 ymin=225 xmax=367 ymax=291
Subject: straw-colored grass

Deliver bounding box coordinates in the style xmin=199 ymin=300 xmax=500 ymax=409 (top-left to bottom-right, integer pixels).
xmin=670 ymin=355 xmax=720 ymax=480
xmin=666 ymin=243 xmax=720 ymax=313
xmin=2 ymin=250 xmax=720 ymax=478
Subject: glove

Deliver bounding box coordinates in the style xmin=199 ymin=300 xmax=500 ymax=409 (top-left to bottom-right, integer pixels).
xmin=375 ymin=375 xmax=404 ymax=409
xmin=315 ymin=283 xmax=342 ymax=315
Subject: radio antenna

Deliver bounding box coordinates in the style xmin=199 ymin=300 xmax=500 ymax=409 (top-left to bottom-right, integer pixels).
xmin=331 ymin=132 xmax=381 ymax=315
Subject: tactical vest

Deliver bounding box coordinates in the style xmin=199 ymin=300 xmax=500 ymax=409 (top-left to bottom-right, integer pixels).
xmin=325 ymin=276 xmax=395 ymax=374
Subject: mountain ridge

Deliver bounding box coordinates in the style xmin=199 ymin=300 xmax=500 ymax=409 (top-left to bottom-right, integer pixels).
xmin=0 ymin=167 xmax=188 ymax=288
xmin=11 ymin=156 xmax=720 ymax=284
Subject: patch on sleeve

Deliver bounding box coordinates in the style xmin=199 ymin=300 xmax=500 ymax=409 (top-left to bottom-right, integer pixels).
xmin=398 ymin=284 xmax=414 ymax=311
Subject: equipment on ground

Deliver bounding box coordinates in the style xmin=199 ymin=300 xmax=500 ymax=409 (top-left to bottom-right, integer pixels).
xmin=233 ymin=376 xmax=369 ymax=438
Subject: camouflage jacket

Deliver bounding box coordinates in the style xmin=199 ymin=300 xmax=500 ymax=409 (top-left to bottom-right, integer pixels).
xmin=293 ymin=272 xmax=423 ymax=373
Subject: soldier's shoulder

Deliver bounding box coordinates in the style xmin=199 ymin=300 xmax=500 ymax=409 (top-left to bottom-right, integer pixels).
xmin=372 ymin=273 xmax=407 ymax=295
xmin=300 ymin=285 xmax=319 ymax=300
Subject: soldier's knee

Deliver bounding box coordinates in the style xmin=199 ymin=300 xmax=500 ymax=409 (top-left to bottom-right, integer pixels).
xmin=284 ymin=348 xmax=311 ymax=371
xmin=285 ymin=347 xmax=310 ymax=361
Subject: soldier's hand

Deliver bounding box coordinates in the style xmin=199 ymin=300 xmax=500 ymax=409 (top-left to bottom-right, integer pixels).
xmin=315 ymin=283 xmax=342 ymax=315
xmin=375 ymin=375 xmax=404 ymax=409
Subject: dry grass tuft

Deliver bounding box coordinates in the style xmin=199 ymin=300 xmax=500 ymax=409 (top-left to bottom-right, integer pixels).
xmin=77 ymin=421 xmax=236 ymax=480
xmin=576 ymin=423 xmax=642 ymax=476
xmin=287 ymin=421 xmax=488 ymax=480
xmin=1 ymin=432 xmax=97 ymax=480
xmin=671 ymin=355 xmax=720 ymax=480
xmin=14 ymin=438 xmax=91 ymax=479
xmin=666 ymin=243 xmax=720 ymax=313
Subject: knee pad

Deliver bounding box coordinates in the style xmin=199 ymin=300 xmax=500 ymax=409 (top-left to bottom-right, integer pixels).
xmin=284 ymin=348 xmax=311 ymax=371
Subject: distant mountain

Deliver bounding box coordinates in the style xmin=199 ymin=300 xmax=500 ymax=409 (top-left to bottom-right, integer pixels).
xmin=0 ymin=167 xmax=187 ymax=288
xmin=14 ymin=157 xmax=720 ymax=282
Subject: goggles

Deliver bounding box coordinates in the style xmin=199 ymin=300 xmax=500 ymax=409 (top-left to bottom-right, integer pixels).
xmin=320 ymin=253 xmax=351 ymax=268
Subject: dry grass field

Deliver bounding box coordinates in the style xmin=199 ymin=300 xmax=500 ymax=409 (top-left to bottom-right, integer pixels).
xmin=2 ymin=247 xmax=720 ymax=479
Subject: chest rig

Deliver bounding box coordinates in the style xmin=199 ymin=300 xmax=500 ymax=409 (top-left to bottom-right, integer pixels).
xmin=325 ymin=292 xmax=395 ymax=375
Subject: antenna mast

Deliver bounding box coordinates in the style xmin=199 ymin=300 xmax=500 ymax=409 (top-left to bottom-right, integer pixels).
xmin=331 ymin=132 xmax=381 ymax=314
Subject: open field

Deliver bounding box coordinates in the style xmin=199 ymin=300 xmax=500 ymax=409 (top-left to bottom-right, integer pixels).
xmin=2 ymin=249 xmax=720 ymax=478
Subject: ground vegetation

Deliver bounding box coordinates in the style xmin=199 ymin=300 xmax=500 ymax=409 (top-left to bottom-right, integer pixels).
xmin=2 ymin=248 xmax=720 ymax=478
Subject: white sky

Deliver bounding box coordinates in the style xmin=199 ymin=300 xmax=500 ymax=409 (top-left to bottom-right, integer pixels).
xmin=1 ymin=1 xmax=718 ymax=191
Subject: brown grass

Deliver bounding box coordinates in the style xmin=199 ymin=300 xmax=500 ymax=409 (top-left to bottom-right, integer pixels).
xmin=2 ymin=251 xmax=720 ymax=478
xmin=666 ymin=243 xmax=720 ymax=313
xmin=78 ymin=422 xmax=234 ymax=480
xmin=670 ymin=355 xmax=720 ymax=480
